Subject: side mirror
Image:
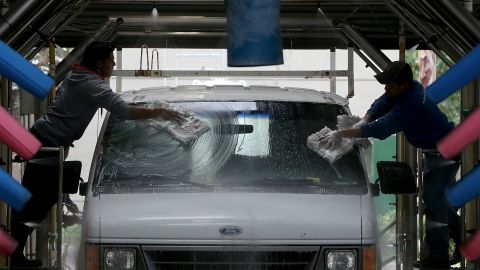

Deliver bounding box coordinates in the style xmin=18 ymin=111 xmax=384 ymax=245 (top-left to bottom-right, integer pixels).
xmin=370 ymin=182 xmax=380 ymax=197
xmin=79 ymin=181 xmax=88 ymax=196
xmin=23 ymin=158 xmax=82 ymax=194
xmin=376 ymin=161 xmax=416 ymax=194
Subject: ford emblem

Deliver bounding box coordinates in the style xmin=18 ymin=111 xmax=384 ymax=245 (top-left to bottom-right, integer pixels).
xmin=219 ymin=226 xmax=242 ymax=236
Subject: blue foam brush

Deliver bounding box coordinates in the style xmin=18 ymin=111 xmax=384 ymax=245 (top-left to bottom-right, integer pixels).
xmin=446 ymin=165 xmax=480 ymax=208
xmin=0 ymin=40 xmax=53 ymax=99
xmin=0 ymin=168 xmax=31 ymax=211
xmin=427 ymin=44 xmax=480 ymax=104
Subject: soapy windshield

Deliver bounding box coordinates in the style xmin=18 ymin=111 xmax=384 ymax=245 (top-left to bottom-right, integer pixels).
xmin=93 ymin=101 xmax=367 ymax=194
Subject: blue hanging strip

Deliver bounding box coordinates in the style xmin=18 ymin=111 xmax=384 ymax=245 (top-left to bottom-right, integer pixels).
xmin=227 ymin=0 xmax=284 ymax=67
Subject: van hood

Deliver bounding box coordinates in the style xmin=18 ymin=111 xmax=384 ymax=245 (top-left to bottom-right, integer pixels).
xmin=84 ymin=193 xmax=367 ymax=243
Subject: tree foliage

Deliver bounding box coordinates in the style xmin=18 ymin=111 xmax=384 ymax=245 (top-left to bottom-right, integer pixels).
xmin=32 ymin=47 xmax=72 ymax=73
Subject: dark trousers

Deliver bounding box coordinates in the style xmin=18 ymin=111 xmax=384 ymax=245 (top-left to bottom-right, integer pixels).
xmin=423 ymin=155 xmax=460 ymax=262
xmin=11 ymin=142 xmax=61 ymax=258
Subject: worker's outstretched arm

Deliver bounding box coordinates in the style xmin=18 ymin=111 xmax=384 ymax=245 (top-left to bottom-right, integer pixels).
xmin=126 ymin=106 xmax=184 ymax=123
xmin=353 ymin=114 xmax=374 ymax=128
xmin=319 ymin=114 xmax=371 ymax=146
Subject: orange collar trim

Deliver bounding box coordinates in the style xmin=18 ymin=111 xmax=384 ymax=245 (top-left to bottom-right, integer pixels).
xmin=71 ymin=64 xmax=104 ymax=79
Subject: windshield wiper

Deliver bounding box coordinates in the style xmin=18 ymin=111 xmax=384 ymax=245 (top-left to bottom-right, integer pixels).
xmin=113 ymin=174 xmax=211 ymax=188
xmin=224 ymin=178 xmax=321 ymax=186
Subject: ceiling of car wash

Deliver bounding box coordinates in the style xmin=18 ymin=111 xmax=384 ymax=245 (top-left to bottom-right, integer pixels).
xmin=59 ymin=0 xmax=422 ymax=49
xmin=3 ymin=0 xmax=479 ymax=57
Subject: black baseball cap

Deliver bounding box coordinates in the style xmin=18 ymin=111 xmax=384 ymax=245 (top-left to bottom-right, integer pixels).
xmin=374 ymin=61 xmax=413 ymax=84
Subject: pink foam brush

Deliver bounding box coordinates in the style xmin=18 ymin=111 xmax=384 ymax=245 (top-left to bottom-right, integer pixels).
xmin=460 ymin=229 xmax=480 ymax=261
xmin=438 ymin=107 xmax=480 ymax=160
xmin=0 ymin=228 xmax=18 ymax=256
xmin=0 ymin=106 xmax=41 ymax=160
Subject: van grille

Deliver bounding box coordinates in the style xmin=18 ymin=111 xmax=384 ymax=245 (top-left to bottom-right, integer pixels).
xmin=143 ymin=248 xmax=319 ymax=270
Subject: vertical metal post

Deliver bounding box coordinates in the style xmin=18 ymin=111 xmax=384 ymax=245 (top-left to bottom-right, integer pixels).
xmin=462 ymin=82 xmax=479 ymax=270
xmin=0 ymin=4 xmax=14 ymax=256
xmin=417 ymin=148 xmax=424 ymax=260
xmin=347 ymin=46 xmax=354 ymax=98
xmin=48 ymin=41 xmax=57 ymax=101
xmin=396 ymin=23 xmax=407 ymax=270
xmin=116 ymin=47 xmax=123 ymax=94
xmin=461 ymin=3 xmax=479 ymax=269
xmin=396 ymin=20 xmax=417 ymax=270
xmin=0 ymin=2 xmax=9 ymax=252
xmin=0 ymin=76 xmax=10 ymax=268
xmin=1 ymin=78 xmax=9 ymax=113
xmin=399 ymin=21 xmax=406 ymax=61
xmin=56 ymin=146 xmax=64 ymax=270
xmin=396 ymin=140 xmax=417 ymax=269
xmin=330 ymin=47 xmax=336 ymax=94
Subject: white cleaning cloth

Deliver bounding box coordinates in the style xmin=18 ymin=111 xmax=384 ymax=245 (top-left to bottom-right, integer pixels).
xmin=307 ymin=127 xmax=354 ymax=164
xmin=307 ymin=115 xmax=370 ymax=164
xmin=146 ymin=101 xmax=210 ymax=144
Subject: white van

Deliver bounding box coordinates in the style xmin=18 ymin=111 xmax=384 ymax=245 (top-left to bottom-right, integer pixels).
xmin=79 ymin=85 xmax=379 ymax=270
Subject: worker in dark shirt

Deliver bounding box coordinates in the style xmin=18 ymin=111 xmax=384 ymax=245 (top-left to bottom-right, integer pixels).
xmin=10 ymin=41 xmax=184 ymax=268
xmin=321 ymin=61 xmax=460 ymax=270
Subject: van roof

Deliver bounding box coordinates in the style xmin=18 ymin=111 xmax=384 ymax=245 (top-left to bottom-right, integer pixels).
xmin=121 ymin=85 xmax=349 ymax=106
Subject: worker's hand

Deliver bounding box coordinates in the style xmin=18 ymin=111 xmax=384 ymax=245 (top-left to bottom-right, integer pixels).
xmin=319 ymin=130 xmax=343 ymax=149
xmin=155 ymin=108 xmax=185 ymax=124
xmin=352 ymin=119 xmax=367 ymax=129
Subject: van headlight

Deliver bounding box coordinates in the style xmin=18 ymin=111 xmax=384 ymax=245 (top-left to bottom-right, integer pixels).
xmin=326 ymin=250 xmax=356 ymax=270
xmin=104 ymin=248 xmax=136 ymax=270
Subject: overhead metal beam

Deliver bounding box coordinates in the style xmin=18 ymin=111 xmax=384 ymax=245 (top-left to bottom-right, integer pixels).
xmin=399 ymin=0 xmax=469 ymax=59
xmin=436 ymin=0 xmax=480 ymax=44
xmin=383 ymin=0 xmax=454 ymax=66
xmin=55 ymin=19 xmax=122 ymax=84
xmin=419 ymin=0 xmax=473 ymax=52
xmin=112 ymin=15 xmax=337 ymax=28
xmin=353 ymin=47 xmax=382 ymax=74
xmin=17 ymin=0 xmax=92 ymax=57
xmin=91 ymin=0 xmax=385 ymax=4
xmin=116 ymin=31 xmax=341 ymax=38
xmin=5 ymin=0 xmax=57 ymax=45
xmin=0 ymin=0 xmax=44 ymax=40
xmin=112 ymin=69 xmax=349 ymax=78
xmin=340 ymin=23 xmax=391 ymax=70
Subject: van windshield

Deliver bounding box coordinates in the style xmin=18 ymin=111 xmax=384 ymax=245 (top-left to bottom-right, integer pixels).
xmin=93 ymin=101 xmax=367 ymax=194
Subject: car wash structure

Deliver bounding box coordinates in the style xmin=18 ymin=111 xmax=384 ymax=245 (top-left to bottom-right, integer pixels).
xmin=0 ymin=0 xmax=479 ymax=269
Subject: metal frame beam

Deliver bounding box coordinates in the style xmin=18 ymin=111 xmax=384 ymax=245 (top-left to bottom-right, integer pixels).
xmin=340 ymin=23 xmax=391 ymax=70
xmin=383 ymin=0 xmax=455 ymax=65
xmin=4 ymin=0 xmax=57 ymax=45
xmin=112 ymin=70 xmax=349 ymax=78
xmin=56 ymin=19 xmax=122 ymax=84
xmin=436 ymin=0 xmax=480 ymax=43
xmin=17 ymin=0 xmax=92 ymax=58
xmin=0 ymin=0 xmax=44 ymax=39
